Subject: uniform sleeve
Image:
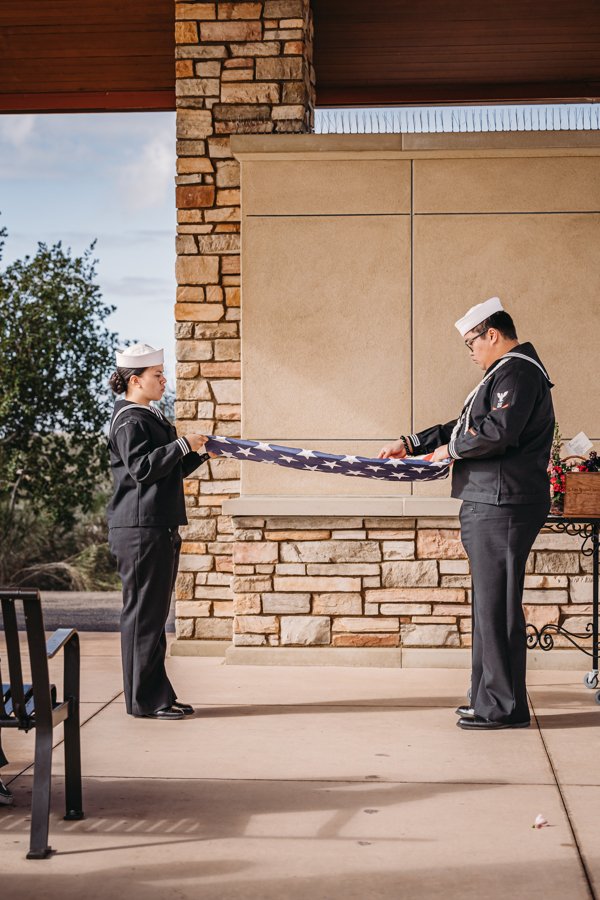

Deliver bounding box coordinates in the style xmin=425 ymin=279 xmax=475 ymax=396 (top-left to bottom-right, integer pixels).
xmin=409 ymin=421 xmax=458 ymax=455
xmin=449 ymin=368 xmax=537 ymax=460
xmin=182 ymin=450 xmax=210 ymax=477
xmin=113 ymin=418 xmax=191 ymax=485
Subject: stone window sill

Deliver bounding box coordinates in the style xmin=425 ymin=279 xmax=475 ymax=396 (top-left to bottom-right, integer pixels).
xmin=222 ymin=496 xmax=461 ymax=517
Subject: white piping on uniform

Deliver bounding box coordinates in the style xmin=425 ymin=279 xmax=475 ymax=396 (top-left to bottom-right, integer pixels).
xmin=502 ymin=351 xmax=551 ymax=381
xmin=176 ymin=437 xmax=191 ymax=456
xmin=109 ymin=403 xmax=190 ymax=454
xmin=110 ymin=402 xmax=166 ymax=434
xmin=448 ymin=351 xmax=548 ymax=458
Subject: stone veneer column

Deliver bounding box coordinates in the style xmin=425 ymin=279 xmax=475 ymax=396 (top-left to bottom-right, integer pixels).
xmin=174 ymin=1 xmax=315 ymax=643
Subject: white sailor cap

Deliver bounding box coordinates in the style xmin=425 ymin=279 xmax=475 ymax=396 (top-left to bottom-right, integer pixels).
xmin=115 ymin=343 xmax=164 ymax=369
xmin=455 ymin=296 xmax=504 ymax=337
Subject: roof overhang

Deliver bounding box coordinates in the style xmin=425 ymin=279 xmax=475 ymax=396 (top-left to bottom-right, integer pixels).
xmin=0 ymin=1 xmax=598 ymax=114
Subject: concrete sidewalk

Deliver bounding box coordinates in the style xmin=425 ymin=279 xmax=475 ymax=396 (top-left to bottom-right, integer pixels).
xmin=1 ymin=634 xmax=599 ymax=899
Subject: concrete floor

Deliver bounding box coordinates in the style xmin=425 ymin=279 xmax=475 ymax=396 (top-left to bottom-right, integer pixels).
xmin=1 ymin=634 xmax=599 ymax=900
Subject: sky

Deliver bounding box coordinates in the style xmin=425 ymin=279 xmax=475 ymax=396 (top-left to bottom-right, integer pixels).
xmin=0 ymin=111 xmax=178 ymax=379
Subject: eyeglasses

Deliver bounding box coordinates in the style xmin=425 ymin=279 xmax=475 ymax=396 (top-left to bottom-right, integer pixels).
xmin=464 ymin=328 xmax=489 ymax=352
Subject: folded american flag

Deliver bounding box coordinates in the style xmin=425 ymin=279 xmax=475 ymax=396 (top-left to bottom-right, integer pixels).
xmin=204 ymin=436 xmax=451 ymax=483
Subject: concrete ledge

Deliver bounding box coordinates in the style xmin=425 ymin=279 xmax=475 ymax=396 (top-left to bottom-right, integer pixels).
xmin=223 ymin=646 xmax=589 ymax=669
xmin=404 ymin=498 xmax=461 ymax=516
xmin=403 ymin=648 xmax=591 ymax=670
xmin=526 ymin=650 xmax=592 ymax=670
xmin=232 ymin=132 xmax=600 ymax=160
xmin=225 ymin=646 xmax=403 ymax=667
xmin=223 ymin=496 xmax=461 ymax=517
xmin=170 ymin=640 xmax=229 ymax=658
xmin=171 ymin=641 xmax=590 ymax=670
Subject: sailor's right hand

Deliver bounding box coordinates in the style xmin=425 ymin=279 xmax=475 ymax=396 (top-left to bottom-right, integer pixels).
xmin=378 ymin=439 xmax=407 ymax=460
xmin=187 ymin=433 xmax=210 ymax=452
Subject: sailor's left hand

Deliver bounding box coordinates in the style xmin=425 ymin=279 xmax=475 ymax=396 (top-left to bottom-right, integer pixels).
xmin=431 ymin=444 xmax=450 ymax=462
xmin=189 ymin=433 xmax=218 ymax=458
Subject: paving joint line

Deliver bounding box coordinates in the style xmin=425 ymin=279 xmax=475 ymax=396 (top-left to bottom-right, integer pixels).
xmin=185 ymin=703 xmax=559 ymax=715
xmin=530 ymin=697 xmax=597 ymax=900
xmin=44 ymin=775 xmax=558 ymax=787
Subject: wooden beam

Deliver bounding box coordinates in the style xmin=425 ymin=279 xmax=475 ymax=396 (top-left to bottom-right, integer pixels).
xmin=313 ymin=0 xmax=600 ymax=107
xmin=1 ymin=0 xmax=599 ymax=112
xmin=0 ymin=90 xmax=176 ymax=114
xmin=316 ymin=82 xmax=600 ymax=108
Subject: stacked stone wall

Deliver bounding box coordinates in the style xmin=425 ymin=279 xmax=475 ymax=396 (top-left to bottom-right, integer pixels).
xmin=174 ymin=0 xmax=315 ymax=641
xmin=175 ymin=516 xmax=594 ymax=648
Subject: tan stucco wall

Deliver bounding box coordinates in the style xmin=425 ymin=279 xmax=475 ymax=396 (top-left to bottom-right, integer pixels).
xmin=234 ymin=133 xmax=600 ymax=503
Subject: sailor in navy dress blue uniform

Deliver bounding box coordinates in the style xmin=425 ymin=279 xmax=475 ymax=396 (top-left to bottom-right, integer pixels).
xmin=107 ymin=343 xmax=210 ymax=720
xmin=380 ymin=297 xmax=555 ymax=730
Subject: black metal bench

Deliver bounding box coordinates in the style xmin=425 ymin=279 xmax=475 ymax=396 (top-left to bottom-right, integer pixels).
xmin=0 ymin=588 xmax=84 ymax=859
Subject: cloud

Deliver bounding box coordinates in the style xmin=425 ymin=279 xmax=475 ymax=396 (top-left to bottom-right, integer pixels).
xmin=96 ymin=229 xmax=173 ymax=247
xmin=0 ymin=114 xmax=94 ymax=179
xmin=7 ymin=229 xmax=173 ymax=250
xmin=103 ymin=275 xmax=174 ymax=299
xmin=0 ymin=112 xmax=176 ymax=186
xmin=0 ymin=115 xmax=37 ymax=147
xmin=117 ymin=125 xmax=175 ymax=212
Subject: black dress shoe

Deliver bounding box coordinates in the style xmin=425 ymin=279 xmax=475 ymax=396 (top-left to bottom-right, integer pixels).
xmin=141 ymin=706 xmax=185 ymax=720
xmin=172 ymin=701 xmax=195 ymax=716
xmin=0 ymin=778 xmax=13 ymax=806
xmin=455 ymin=706 xmax=476 ymax=718
xmin=457 ymin=715 xmax=530 ymax=730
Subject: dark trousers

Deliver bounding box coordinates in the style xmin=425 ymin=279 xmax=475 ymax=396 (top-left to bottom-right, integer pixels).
xmin=109 ymin=527 xmax=181 ymax=716
xmin=460 ymin=499 xmax=550 ymax=724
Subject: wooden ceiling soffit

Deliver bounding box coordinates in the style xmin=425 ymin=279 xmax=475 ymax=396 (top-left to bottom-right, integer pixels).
xmin=313 ymin=0 xmax=600 ymax=106
xmin=1 ymin=1 xmax=599 ymax=113
xmin=0 ymin=0 xmax=175 ymax=113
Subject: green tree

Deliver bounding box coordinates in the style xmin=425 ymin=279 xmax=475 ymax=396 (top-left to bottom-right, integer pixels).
xmin=0 ymin=227 xmax=118 ymax=556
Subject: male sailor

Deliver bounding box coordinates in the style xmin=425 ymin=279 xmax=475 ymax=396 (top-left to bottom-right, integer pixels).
xmin=379 ymin=297 xmax=555 ymax=729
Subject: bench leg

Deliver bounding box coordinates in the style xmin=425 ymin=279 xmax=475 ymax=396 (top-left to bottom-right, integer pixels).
xmin=63 ymin=700 xmax=84 ymax=821
xmin=27 ymin=727 xmax=53 ymax=860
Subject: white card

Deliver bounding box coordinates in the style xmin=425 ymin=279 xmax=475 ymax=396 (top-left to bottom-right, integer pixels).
xmin=567 ymin=431 xmax=593 ymax=456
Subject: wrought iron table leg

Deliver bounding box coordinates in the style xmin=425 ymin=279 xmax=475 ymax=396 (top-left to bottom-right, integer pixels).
xmin=593 ymin=523 xmax=598 ymax=672
xmin=586 ymin=523 xmax=599 ymax=687
xmin=526 ymin=518 xmax=600 ymax=703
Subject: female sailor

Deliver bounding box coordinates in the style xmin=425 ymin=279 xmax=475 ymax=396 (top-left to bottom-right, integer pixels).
xmin=107 ymin=342 xmax=211 ymax=720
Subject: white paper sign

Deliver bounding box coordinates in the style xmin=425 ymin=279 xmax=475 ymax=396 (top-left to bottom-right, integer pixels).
xmin=567 ymin=431 xmax=593 ymax=456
